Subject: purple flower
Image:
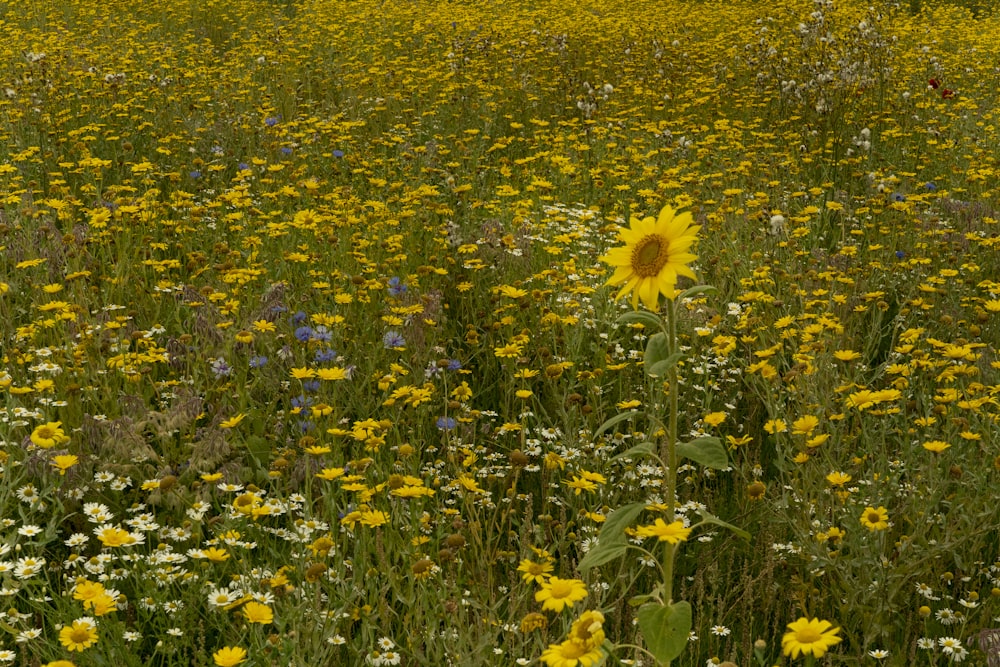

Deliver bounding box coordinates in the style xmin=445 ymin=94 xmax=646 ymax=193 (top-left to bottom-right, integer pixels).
xmin=302 ymin=379 xmax=321 ymax=393
xmin=265 ymin=116 xmax=280 ymax=127
xmin=314 ymin=348 xmax=338 ymax=363
xmin=249 ymin=356 xmax=268 ymax=369
xmin=210 ymin=358 xmax=232 ymax=378
xmin=291 ymin=311 xmax=308 ymax=325
xmin=387 ymin=277 xmax=407 ymax=297
xmin=189 ymin=170 xmax=202 ymax=179
xmin=294 ymin=326 xmax=314 ymax=342
xmin=332 ymin=149 xmax=344 ymax=158
xmin=446 ymin=359 xmax=462 ymax=371
xmin=383 ymin=331 xmax=405 ymax=349
xmin=436 ymin=416 xmax=456 ymax=431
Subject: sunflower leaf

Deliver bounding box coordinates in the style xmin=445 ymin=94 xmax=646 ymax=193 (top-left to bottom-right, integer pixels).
xmin=675 ymin=436 xmax=729 ymax=469
xmin=616 ymin=310 xmax=664 ymax=331
xmin=646 ymin=352 xmax=685 ymax=377
xmin=577 ymin=543 xmax=628 ymax=571
xmin=644 ymin=332 xmax=670 ymax=370
xmin=677 ymin=284 xmax=718 ymax=301
xmin=594 ymin=411 xmax=640 ymax=439
xmin=638 ymin=600 xmax=691 ymax=663
xmin=579 ymin=502 xmax=647 ymax=573
xmin=695 ymin=508 xmax=751 ymax=541
xmin=610 ymin=441 xmax=657 ymax=463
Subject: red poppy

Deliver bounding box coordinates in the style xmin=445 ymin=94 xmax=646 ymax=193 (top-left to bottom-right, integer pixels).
xmin=928 ymin=78 xmax=940 ymax=89
xmin=942 ymin=89 xmax=955 ymax=99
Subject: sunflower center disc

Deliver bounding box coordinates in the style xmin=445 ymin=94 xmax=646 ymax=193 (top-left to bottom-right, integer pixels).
xmin=631 ymin=234 xmax=670 ymax=277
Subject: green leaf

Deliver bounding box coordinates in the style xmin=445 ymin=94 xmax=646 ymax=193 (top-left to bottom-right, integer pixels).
xmin=696 ymin=508 xmax=751 ymax=541
xmin=610 ymin=441 xmax=657 ymax=463
xmin=577 ymin=543 xmax=628 ymax=571
xmin=616 ymin=310 xmax=664 ymax=330
xmin=245 ymin=435 xmax=271 ymax=466
xmin=677 ymin=284 xmax=717 ymax=301
xmin=644 ymin=332 xmax=670 ymax=368
xmin=594 ymin=411 xmax=640 ymax=439
xmin=675 ymin=436 xmax=729 ymax=469
xmin=628 ymin=592 xmax=657 ymax=607
xmin=579 ymin=502 xmax=647 ymax=573
xmin=638 ymin=600 xmax=692 ymax=663
xmin=646 ymin=352 xmax=685 ymax=378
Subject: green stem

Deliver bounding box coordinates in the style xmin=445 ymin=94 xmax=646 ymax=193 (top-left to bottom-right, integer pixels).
xmin=662 ymin=299 xmax=680 ymax=667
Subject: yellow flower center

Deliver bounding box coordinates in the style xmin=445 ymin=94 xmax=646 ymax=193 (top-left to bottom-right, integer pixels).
xmin=796 ymin=627 xmax=822 ymax=643
xmin=631 ymin=234 xmax=671 ymax=277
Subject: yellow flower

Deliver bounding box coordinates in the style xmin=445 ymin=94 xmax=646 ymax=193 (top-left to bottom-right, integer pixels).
xmin=59 ymin=617 xmax=98 ymax=652
xmin=791 ymin=415 xmax=819 ymax=435
xmin=242 ymin=601 xmax=273 ymax=624
xmin=220 ymin=413 xmax=246 ymax=429
xmin=860 ymin=506 xmax=889 ymax=531
xmin=825 ymin=471 xmax=851 ymax=487
xmin=601 ymin=204 xmax=700 ymax=310
xmin=781 ymin=617 xmax=842 ymax=658
xmin=922 ymin=440 xmax=951 ymax=453
xmin=540 ymin=637 xmax=604 ymax=667
xmin=213 ymin=646 xmax=248 ymax=666
xmin=703 ymin=411 xmax=727 ymax=427
xmin=96 ymin=526 xmax=139 ymax=548
xmin=31 ymin=421 xmax=71 ymax=448
xmin=535 ymin=577 xmax=588 ymax=612
xmin=567 ymin=610 xmax=606 ymax=649
xmin=51 ymin=454 xmax=80 ymax=475
xmin=44 ymin=661 xmax=77 ymax=667
xmin=518 ymin=558 xmax=554 ymax=584
xmin=633 ymin=518 xmax=692 ymax=544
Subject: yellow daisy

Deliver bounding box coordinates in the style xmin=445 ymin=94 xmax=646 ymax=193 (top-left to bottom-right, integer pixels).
xmin=781 ymin=617 xmax=842 ymax=658
xmin=601 ymin=204 xmax=700 ymax=311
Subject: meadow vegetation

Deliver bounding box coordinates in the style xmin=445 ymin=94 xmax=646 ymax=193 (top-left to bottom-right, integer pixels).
xmin=1 ymin=0 xmax=1000 ymax=664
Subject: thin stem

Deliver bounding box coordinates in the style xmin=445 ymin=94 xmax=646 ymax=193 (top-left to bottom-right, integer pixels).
xmin=662 ymin=298 xmax=680 ymax=667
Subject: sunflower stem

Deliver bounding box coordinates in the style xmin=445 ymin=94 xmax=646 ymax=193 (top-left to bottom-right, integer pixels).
xmin=663 ymin=298 xmax=678 ymax=608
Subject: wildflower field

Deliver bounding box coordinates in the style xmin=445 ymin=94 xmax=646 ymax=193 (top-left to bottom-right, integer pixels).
xmin=2 ymin=0 xmax=1000 ymax=664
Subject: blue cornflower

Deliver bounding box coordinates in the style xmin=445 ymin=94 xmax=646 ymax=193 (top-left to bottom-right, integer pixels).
xmin=291 ymin=395 xmax=314 ymax=409
xmin=291 ymin=311 xmax=308 ymax=325
xmin=436 ymin=416 xmax=456 ymax=431
xmin=210 ymin=358 xmax=232 ymax=378
xmin=265 ymin=116 xmax=280 ymax=127
xmin=315 ymin=348 xmax=338 ymax=363
xmin=895 ymin=250 xmax=906 ymax=259
xmin=446 ymin=359 xmax=462 ymax=371
xmin=312 ymin=326 xmax=333 ymax=343
xmin=891 ymin=193 xmax=906 ymax=203
xmin=295 ymin=326 xmax=314 ymax=342
xmin=925 ymin=182 xmax=937 ymax=191
xmin=189 ymin=170 xmax=202 ymax=179
xmin=249 ymin=356 xmax=268 ymax=369
xmin=383 ymin=331 xmax=406 ymax=349
xmin=302 ymin=380 xmax=321 ymax=393
xmin=387 ymin=277 xmax=407 ymax=297
xmin=281 ymin=146 xmax=293 ymax=155
xmin=332 ymin=149 xmax=344 ymax=158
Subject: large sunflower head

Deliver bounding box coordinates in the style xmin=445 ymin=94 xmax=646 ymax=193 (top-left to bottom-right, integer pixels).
xmin=600 ymin=204 xmax=700 ymax=311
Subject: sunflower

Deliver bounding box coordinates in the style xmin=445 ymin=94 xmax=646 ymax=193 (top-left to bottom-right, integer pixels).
xmin=601 ymin=204 xmax=700 ymax=311
xmin=781 ymin=617 xmax=842 ymax=658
